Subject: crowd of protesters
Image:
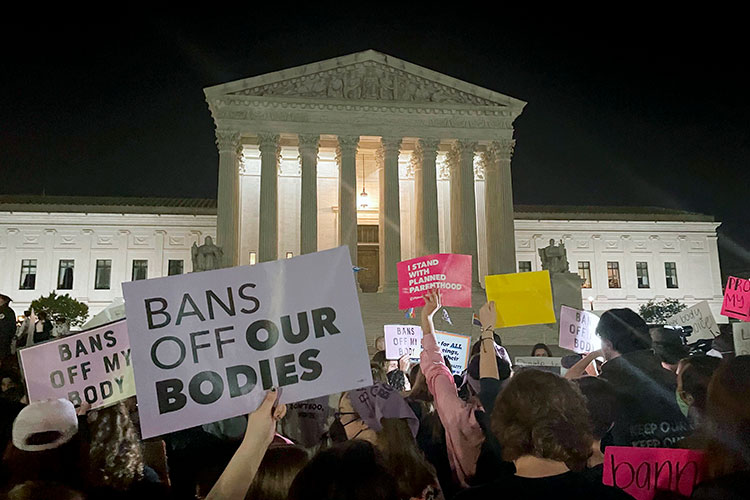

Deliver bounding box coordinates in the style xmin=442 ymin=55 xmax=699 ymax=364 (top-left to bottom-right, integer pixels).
xmin=0 ymin=286 xmax=749 ymax=499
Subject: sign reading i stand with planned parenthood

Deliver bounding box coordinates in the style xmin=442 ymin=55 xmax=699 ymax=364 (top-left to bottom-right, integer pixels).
xmin=397 ymin=254 xmax=472 ymax=309
xmin=19 ymin=319 xmax=135 ymax=410
xmin=122 ymin=246 xmax=373 ymax=439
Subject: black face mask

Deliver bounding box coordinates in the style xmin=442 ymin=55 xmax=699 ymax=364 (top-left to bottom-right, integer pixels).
xmin=329 ymin=412 xmax=362 ymax=443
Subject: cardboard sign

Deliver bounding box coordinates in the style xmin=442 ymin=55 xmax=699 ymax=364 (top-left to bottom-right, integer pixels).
xmin=384 ymin=324 xmax=422 ymax=361
xmin=603 ymin=446 xmax=706 ymax=500
xmin=734 ymin=322 xmax=750 ymax=356
xmin=558 ymin=306 xmax=601 ymax=353
xmin=665 ymin=301 xmax=719 ymax=341
xmin=19 ymin=319 xmax=135 ymax=409
xmin=721 ymin=276 xmax=750 ymax=321
xmin=397 ymin=254 xmax=472 ymax=309
xmin=122 ymin=246 xmax=373 ymax=439
xmin=514 ymin=356 xmax=565 ymax=375
xmin=485 ymin=271 xmax=556 ymax=328
xmin=434 ymin=331 xmax=471 ymax=375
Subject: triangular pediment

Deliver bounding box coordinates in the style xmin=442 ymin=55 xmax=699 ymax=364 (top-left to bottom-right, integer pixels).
xmin=205 ymin=50 xmax=526 ymax=110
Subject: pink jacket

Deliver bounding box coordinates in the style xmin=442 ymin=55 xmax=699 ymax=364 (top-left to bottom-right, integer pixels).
xmin=420 ymin=331 xmax=484 ymax=487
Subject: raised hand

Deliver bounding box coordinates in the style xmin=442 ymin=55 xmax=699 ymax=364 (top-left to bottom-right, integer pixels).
xmin=421 ymin=288 xmax=442 ymax=321
xmin=479 ymin=301 xmax=497 ymax=333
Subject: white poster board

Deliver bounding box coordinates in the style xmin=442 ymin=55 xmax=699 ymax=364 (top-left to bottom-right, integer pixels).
xmin=665 ymin=301 xmax=720 ymax=341
xmin=558 ymin=306 xmax=601 ymax=353
xmin=384 ymin=324 xmax=422 ymax=361
xmin=19 ymin=319 xmax=135 ymax=409
xmin=514 ymin=356 xmax=566 ymax=376
xmin=383 ymin=325 xmax=471 ymax=375
xmin=122 ymin=246 xmax=373 ymax=439
xmin=734 ymin=322 xmax=750 ymax=356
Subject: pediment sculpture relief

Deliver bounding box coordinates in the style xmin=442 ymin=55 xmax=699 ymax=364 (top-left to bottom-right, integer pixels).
xmin=229 ymin=62 xmax=501 ymax=106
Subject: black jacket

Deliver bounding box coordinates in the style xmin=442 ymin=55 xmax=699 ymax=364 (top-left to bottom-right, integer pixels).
xmin=599 ymin=349 xmax=689 ymax=447
xmin=0 ymin=304 xmax=16 ymax=358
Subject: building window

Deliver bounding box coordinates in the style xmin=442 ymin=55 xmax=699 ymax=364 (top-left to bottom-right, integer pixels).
xmin=132 ymin=260 xmax=148 ymax=281
xmin=518 ymin=261 xmax=532 ymax=273
xmin=578 ymin=261 xmax=592 ymax=288
xmin=95 ymin=260 xmax=112 ymax=290
xmin=607 ymin=261 xmax=621 ymax=288
xmin=168 ymin=260 xmax=184 ymax=276
xmin=249 ymin=252 xmax=257 ymax=265
xmin=636 ymin=262 xmax=650 ymax=288
xmin=57 ymin=260 xmax=75 ymax=290
xmin=19 ymin=259 xmax=37 ymax=290
xmin=286 ymin=252 xmax=294 ymax=259
xmin=665 ymin=262 xmax=679 ymax=288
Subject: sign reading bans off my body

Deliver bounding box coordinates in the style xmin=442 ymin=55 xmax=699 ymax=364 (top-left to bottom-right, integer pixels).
xmin=122 ymin=246 xmax=373 ymax=439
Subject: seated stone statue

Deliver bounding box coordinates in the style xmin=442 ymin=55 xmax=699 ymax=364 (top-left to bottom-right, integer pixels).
xmin=191 ymin=236 xmax=224 ymax=272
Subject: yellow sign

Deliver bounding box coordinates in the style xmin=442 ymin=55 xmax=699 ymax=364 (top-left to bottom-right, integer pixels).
xmin=485 ymin=270 xmax=556 ymax=328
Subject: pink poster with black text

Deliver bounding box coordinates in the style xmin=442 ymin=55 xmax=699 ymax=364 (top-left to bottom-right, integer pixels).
xmin=397 ymin=253 xmax=471 ymax=310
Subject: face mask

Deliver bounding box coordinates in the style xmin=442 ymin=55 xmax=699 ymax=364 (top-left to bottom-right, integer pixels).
xmin=676 ymin=389 xmax=690 ymax=418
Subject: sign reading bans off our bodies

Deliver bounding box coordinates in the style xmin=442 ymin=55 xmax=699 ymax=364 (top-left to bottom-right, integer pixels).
xmin=19 ymin=319 xmax=135 ymax=409
xmin=122 ymin=246 xmax=373 ymax=439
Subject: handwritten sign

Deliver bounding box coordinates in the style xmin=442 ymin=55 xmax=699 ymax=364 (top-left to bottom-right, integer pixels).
xmin=485 ymin=271 xmax=555 ymax=328
xmin=435 ymin=331 xmax=471 ymax=375
xmin=665 ymin=301 xmax=719 ymax=341
xmin=721 ymin=276 xmax=750 ymax=321
xmin=558 ymin=306 xmax=601 ymax=353
xmin=19 ymin=319 xmax=135 ymax=409
xmin=384 ymin=324 xmax=422 ymax=361
xmin=734 ymin=322 xmax=750 ymax=356
xmin=514 ymin=356 xmax=565 ymax=375
xmin=397 ymin=254 xmax=472 ymax=309
xmin=122 ymin=246 xmax=373 ymax=439
xmin=603 ymin=446 xmax=706 ymax=500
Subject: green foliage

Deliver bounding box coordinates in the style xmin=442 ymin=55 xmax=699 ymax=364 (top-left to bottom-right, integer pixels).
xmin=638 ymin=298 xmax=687 ymax=324
xmin=30 ymin=292 xmax=89 ymax=327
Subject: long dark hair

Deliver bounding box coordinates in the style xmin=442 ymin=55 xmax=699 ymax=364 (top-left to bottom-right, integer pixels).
xmin=246 ymin=445 xmax=309 ymax=500
xmin=376 ymin=418 xmax=438 ymax=499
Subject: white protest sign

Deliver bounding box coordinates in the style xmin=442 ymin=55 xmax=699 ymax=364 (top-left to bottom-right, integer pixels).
xmin=665 ymin=301 xmax=720 ymax=341
xmin=514 ymin=356 xmax=566 ymax=376
xmin=734 ymin=323 xmax=750 ymax=356
xmin=384 ymin=324 xmax=422 ymax=361
xmin=122 ymin=246 xmax=373 ymax=439
xmin=435 ymin=331 xmax=471 ymax=375
xmin=558 ymin=305 xmax=601 ymax=354
xmin=19 ymin=319 xmax=135 ymax=409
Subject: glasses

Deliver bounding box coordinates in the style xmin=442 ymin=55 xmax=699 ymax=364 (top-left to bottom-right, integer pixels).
xmin=334 ymin=411 xmax=360 ymax=427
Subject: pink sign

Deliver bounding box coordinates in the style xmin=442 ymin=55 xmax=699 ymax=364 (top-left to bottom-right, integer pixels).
xmin=18 ymin=319 xmax=135 ymax=410
xmin=603 ymin=446 xmax=706 ymax=500
xmin=721 ymin=276 xmax=750 ymax=321
xmin=397 ymin=253 xmax=472 ymax=309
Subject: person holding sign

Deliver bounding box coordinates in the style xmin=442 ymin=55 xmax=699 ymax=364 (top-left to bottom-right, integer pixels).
xmin=420 ymin=289 xmax=510 ymax=487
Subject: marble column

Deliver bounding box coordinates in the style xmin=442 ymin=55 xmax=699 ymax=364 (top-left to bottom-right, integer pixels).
xmin=337 ymin=136 xmax=360 ymax=267
xmin=414 ymin=138 xmax=440 ymax=257
xmin=483 ymin=140 xmax=517 ymax=275
xmin=298 ymin=134 xmax=320 ymax=255
xmin=215 ymin=130 xmax=242 ymax=267
xmin=258 ymin=133 xmax=280 ymax=262
xmin=449 ymin=140 xmax=480 ymax=286
xmin=378 ymin=136 xmax=402 ymax=292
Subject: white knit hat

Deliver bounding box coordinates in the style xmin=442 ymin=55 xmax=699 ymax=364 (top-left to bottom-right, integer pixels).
xmin=12 ymin=399 xmax=78 ymax=452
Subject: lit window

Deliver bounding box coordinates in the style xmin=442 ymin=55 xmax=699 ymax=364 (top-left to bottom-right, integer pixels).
xmin=132 ymin=260 xmax=148 ymax=281
xmin=168 ymin=260 xmax=184 ymax=276
xmin=286 ymin=252 xmax=294 ymax=259
xmin=636 ymin=262 xmax=650 ymax=288
xmin=57 ymin=260 xmax=75 ymax=290
xmin=19 ymin=259 xmax=37 ymax=290
xmin=249 ymin=252 xmax=257 ymax=265
xmin=518 ymin=261 xmax=532 ymax=273
xmin=95 ymin=260 xmax=112 ymax=290
xmin=578 ymin=261 xmax=592 ymax=288
xmin=665 ymin=262 xmax=679 ymax=288
xmin=607 ymin=262 xmax=621 ymax=288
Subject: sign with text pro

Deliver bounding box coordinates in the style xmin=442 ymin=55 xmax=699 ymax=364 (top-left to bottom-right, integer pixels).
xmin=721 ymin=276 xmax=750 ymax=321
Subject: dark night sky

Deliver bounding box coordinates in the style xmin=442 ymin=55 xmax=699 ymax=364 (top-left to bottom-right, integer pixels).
xmin=1 ymin=13 xmax=748 ymax=274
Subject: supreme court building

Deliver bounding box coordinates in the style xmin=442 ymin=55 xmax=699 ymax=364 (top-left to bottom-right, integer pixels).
xmin=0 ymin=51 xmax=726 ymax=349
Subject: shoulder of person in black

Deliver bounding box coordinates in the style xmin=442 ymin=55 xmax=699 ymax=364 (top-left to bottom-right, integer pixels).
xmin=454 ymin=470 xmax=632 ymax=500
xmin=690 ymin=471 xmax=750 ymax=500
xmin=469 ymin=378 xmax=515 ymax=486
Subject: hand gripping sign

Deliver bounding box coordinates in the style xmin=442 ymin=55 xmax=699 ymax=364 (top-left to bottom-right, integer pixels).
xmin=122 ymin=246 xmax=373 ymax=439
xmin=397 ymin=254 xmax=472 ymax=309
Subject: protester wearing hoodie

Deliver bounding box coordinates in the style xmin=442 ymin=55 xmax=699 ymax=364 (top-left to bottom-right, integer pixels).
xmin=596 ymin=308 xmax=690 ymax=447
